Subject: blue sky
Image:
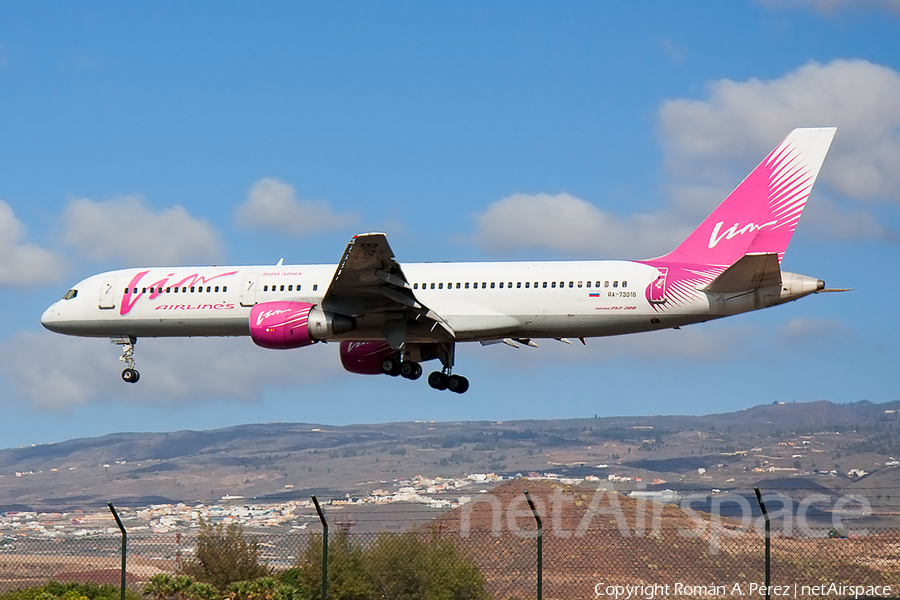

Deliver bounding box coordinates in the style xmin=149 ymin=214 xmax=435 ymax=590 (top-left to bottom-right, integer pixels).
xmin=1 ymin=1 xmax=899 ymax=448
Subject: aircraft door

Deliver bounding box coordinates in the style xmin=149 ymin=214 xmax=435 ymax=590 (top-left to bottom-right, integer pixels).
xmin=240 ymin=272 xmax=259 ymax=307
xmin=647 ymin=267 xmax=668 ymax=304
xmin=99 ymin=275 xmax=117 ymax=309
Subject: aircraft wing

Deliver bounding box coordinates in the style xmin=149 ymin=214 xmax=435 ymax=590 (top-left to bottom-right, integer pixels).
xmin=321 ymin=233 xmax=452 ymax=341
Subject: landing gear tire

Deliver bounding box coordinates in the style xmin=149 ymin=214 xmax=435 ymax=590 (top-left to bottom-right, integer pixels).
xmin=381 ymin=357 xmax=402 ymax=377
xmin=427 ymin=371 xmax=449 ymax=390
xmin=400 ymin=361 xmax=422 ymax=380
xmin=121 ymin=368 xmax=140 ymax=384
xmin=447 ymin=374 xmax=469 ymax=394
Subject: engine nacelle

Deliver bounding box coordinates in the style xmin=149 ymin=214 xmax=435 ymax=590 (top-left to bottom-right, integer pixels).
xmin=250 ymin=301 xmax=355 ymax=350
xmin=339 ymin=341 xmax=395 ymax=374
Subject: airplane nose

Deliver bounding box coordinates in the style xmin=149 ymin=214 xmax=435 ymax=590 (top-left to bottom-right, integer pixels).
xmin=41 ymin=304 xmax=60 ymax=331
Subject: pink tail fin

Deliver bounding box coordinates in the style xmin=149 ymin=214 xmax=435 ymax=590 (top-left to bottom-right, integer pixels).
xmin=659 ymin=127 xmax=836 ymax=266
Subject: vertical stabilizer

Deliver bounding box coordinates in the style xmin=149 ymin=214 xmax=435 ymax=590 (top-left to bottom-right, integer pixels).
xmin=660 ymin=127 xmax=836 ymax=266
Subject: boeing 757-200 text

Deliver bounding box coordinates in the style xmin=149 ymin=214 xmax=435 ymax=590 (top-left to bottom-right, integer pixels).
xmin=41 ymin=128 xmax=840 ymax=394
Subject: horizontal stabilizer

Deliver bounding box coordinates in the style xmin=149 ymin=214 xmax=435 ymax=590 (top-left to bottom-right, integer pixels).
xmin=704 ymin=253 xmax=781 ymax=294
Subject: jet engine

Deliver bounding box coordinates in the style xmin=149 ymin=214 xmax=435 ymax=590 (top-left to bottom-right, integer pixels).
xmin=250 ymin=301 xmax=355 ymax=349
xmin=339 ymin=341 xmax=396 ymax=374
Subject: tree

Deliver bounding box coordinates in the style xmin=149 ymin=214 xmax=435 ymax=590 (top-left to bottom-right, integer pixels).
xmin=181 ymin=519 xmax=272 ymax=590
xmin=288 ymin=531 xmax=488 ymax=600
xmin=292 ymin=532 xmax=373 ymax=600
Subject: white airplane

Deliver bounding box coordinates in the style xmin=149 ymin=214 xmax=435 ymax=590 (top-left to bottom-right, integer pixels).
xmin=42 ymin=128 xmax=840 ymax=394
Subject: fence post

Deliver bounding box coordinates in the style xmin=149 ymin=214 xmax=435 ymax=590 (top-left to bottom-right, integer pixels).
xmin=523 ymin=490 xmax=542 ymax=600
xmin=312 ymin=495 xmax=328 ymax=600
xmin=754 ymin=488 xmax=770 ymax=600
xmin=107 ymin=503 xmax=127 ymax=600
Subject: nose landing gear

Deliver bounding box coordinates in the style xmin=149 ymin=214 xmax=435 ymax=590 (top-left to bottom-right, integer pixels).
xmin=112 ymin=336 xmax=140 ymax=384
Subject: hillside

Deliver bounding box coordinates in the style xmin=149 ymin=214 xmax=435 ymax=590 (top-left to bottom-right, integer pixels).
xmin=2 ymin=399 xmax=900 ymax=512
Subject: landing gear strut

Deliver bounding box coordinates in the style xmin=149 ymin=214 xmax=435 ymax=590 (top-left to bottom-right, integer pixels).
xmin=379 ymin=342 xmax=467 ymax=391
xmin=112 ymin=336 xmax=140 ymax=384
xmin=427 ymin=342 xmax=469 ymax=394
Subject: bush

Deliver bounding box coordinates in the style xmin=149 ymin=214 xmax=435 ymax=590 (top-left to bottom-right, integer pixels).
xmin=180 ymin=519 xmax=271 ymax=590
xmin=289 ymin=531 xmax=488 ymax=600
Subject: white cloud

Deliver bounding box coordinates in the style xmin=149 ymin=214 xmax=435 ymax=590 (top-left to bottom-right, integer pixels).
xmin=473 ymin=192 xmax=690 ymax=259
xmin=757 ymin=0 xmax=900 ymax=14
xmin=659 ymin=59 xmax=900 ymax=204
xmin=63 ymin=196 xmax=222 ymax=266
xmin=0 ymin=332 xmax=345 ymax=411
xmin=802 ymin=195 xmax=897 ymax=241
xmin=235 ymin=178 xmax=357 ymax=235
xmin=0 ymin=200 xmax=64 ymax=287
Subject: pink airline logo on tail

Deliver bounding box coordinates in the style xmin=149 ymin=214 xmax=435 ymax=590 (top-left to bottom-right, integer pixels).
xmin=659 ymin=127 xmax=836 ymax=267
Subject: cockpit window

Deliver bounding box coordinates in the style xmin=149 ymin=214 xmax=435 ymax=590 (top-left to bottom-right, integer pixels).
xmin=63 ymin=289 xmax=78 ymax=300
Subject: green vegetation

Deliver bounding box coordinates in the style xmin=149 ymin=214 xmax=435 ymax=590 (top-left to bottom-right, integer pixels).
xmin=0 ymin=582 xmax=141 ymax=600
xmin=167 ymin=517 xmax=487 ymax=599
xmin=179 ymin=519 xmax=272 ymax=589
xmin=289 ymin=531 xmax=489 ymax=600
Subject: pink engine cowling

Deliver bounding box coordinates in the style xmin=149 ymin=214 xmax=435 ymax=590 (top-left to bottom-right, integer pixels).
xmin=339 ymin=341 xmax=395 ymax=374
xmin=250 ymin=301 xmax=317 ymax=349
xmin=249 ymin=301 xmax=357 ymax=349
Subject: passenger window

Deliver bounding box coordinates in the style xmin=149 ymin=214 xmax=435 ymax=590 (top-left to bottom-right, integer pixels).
xmin=577 ymin=281 xmax=583 ymax=288
xmin=569 ymin=281 xmax=574 ymax=288
xmin=586 ymin=281 xmax=591 ymax=288
xmin=551 ymin=282 xmax=556 ymax=288
xmin=166 ymin=287 xmax=171 ymax=293
xmin=456 ymin=282 xmax=461 ymax=289
xmin=465 ymin=282 xmax=469 ymax=289
xmin=623 ymin=281 xmax=628 ymax=288
xmin=499 ymin=282 xmax=504 ymax=288
xmin=560 ymin=282 xmax=564 ymax=288
xmin=439 ymin=283 xmax=443 ymax=289
xmin=223 ymin=286 xmax=227 ymax=292
xmin=431 ymin=283 xmax=435 ymax=289
xmin=542 ymin=282 xmax=547 ymax=288
xmin=413 ymin=283 xmax=418 ymax=289
xmin=517 ymin=282 xmax=521 ymax=288
xmin=206 ymin=286 xmax=211 ymax=292
xmin=173 ymin=287 xmax=179 ymax=293
xmin=288 ymin=285 xmax=292 ymax=291
xmin=215 ymin=286 xmax=220 ymax=292
xmin=482 ymin=282 xmax=487 ymax=289
xmin=191 ymin=286 xmax=196 ymax=292
xmin=279 ymin=285 xmax=283 ymax=291
xmin=490 ymin=282 xmax=495 ymax=289
xmin=613 ymin=281 xmax=618 ymax=288
xmin=264 ymin=285 xmax=269 ymax=292
xmin=604 ymin=281 xmax=609 ymax=288
xmin=313 ymin=284 xmax=318 ymax=291
xmin=141 ymin=288 xmax=146 ymax=294
xmin=508 ymin=282 xmax=512 ymax=288
xmin=524 ymin=282 xmax=529 ymax=288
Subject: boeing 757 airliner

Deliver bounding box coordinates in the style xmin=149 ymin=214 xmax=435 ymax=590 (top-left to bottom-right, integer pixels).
xmin=42 ymin=128 xmax=840 ymax=394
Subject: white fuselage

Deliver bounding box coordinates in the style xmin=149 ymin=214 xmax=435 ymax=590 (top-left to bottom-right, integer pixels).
xmin=40 ymin=259 xmax=815 ymax=344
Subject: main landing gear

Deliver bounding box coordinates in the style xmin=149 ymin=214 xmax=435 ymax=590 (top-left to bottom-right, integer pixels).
xmin=112 ymin=336 xmax=140 ymax=384
xmin=380 ymin=343 xmax=469 ymax=393
xmin=426 ymin=370 xmax=469 ymax=394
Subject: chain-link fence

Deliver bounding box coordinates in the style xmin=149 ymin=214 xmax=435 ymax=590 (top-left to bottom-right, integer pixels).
xmin=2 ymin=526 xmax=899 ymax=599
